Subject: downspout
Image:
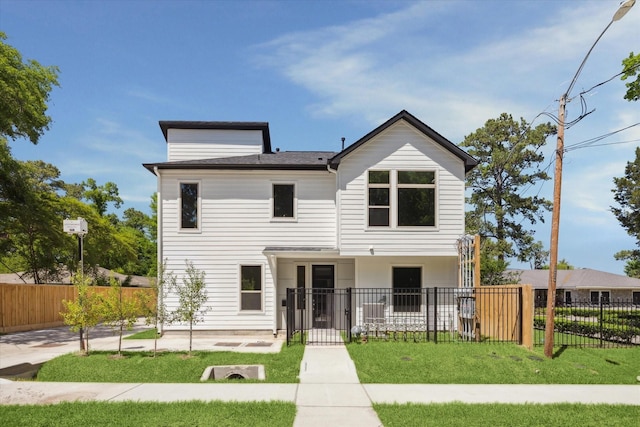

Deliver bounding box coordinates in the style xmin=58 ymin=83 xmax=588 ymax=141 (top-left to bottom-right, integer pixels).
xmin=154 ymin=166 xmax=163 ymax=334
xmin=327 ymin=164 xmax=339 ymax=253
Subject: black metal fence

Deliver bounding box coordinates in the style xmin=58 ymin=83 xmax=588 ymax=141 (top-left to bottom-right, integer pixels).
xmin=534 ymin=297 xmax=640 ymax=348
xmin=286 ymin=287 xmax=524 ymax=346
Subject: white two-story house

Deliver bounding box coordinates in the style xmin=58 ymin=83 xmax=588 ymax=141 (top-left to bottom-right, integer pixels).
xmin=144 ymin=110 xmax=477 ymax=335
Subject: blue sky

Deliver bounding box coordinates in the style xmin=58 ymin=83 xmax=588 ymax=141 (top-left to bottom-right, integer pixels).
xmin=1 ymin=0 xmax=639 ymax=274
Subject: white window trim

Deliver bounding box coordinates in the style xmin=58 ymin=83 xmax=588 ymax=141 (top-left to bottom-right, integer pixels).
xmin=271 ymin=181 xmax=297 ymax=222
xmin=178 ymin=180 xmax=202 ymax=233
xmin=366 ymin=170 xmax=439 ymax=230
xmin=238 ymin=264 xmax=265 ymax=313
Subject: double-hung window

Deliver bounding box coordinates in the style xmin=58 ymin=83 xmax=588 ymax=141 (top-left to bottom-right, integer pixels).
xmin=368 ymin=171 xmax=390 ymax=226
xmin=273 ymin=183 xmax=296 ymax=219
xmin=240 ymin=265 xmax=262 ymax=311
xmin=180 ymin=182 xmax=199 ymax=230
xmin=368 ymin=170 xmax=436 ymax=228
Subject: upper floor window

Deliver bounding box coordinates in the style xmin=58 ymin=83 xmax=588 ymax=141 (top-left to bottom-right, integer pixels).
xmin=273 ymin=183 xmax=295 ymax=219
xmin=397 ymin=171 xmax=435 ymax=227
xmin=368 ymin=170 xmax=436 ymax=228
xmin=368 ymin=171 xmax=390 ymax=226
xmin=180 ymin=182 xmax=199 ymax=230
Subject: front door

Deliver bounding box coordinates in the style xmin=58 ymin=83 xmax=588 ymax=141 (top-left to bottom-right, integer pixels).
xmin=312 ymin=265 xmax=335 ymax=328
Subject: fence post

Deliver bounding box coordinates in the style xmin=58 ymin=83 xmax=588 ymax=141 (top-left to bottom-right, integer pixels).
xmin=434 ymin=287 xmax=438 ymax=344
xmin=599 ymin=296 xmax=604 ymax=348
xmin=286 ymin=288 xmax=292 ymax=346
xmin=346 ymin=288 xmax=352 ymax=342
xmin=520 ymin=285 xmax=534 ymax=349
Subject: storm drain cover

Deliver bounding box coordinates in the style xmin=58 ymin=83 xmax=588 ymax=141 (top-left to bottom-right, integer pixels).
xmin=214 ymin=342 xmax=241 ymax=347
xmin=200 ymin=365 xmax=265 ymax=381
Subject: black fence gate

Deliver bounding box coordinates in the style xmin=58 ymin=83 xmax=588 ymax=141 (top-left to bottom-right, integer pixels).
xmin=286 ymin=288 xmax=352 ymax=345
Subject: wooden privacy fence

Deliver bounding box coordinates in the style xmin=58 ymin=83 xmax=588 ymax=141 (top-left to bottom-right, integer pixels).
xmin=0 ymin=284 xmax=155 ymax=333
xmin=475 ymin=284 xmax=534 ymax=349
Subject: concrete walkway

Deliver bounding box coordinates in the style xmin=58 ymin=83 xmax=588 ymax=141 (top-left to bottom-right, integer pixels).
xmin=294 ymin=345 xmax=383 ymax=427
xmin=1 ymin=325 xmax=639 ymax=426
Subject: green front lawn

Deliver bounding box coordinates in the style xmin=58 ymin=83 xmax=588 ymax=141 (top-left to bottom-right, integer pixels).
xmin=375 ymin=403 xmax=640 ymax=427
xmin=124 ymin=328 xmax=159 ymax=339
xmin=0 ymin=401 xmax=296 ymax=427
xmin=347 ymin=341 xmax=640 ymax=384
xmin=37 ymin=344 xmax=304 ymax=383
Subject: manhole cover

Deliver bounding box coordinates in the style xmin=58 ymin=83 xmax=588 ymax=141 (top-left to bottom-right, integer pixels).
xmin=31 ymin=343 xmax=64 ymax=348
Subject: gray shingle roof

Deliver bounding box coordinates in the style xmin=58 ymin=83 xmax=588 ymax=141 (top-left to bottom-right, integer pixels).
xmin=144 ymin=151 xmax=337 ymax=173
xmin=513 ymin=268 xmax=640 ymax=290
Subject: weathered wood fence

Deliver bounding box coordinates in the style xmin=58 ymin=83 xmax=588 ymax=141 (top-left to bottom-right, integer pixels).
xmin=0 ymin=284 xmax=155 ymax=333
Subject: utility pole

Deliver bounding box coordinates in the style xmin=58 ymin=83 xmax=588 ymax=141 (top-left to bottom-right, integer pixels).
xmin=543 ymin=0 xmax=635 ymax=358
xmin=544 ymin=94 xmax=565 ymax=358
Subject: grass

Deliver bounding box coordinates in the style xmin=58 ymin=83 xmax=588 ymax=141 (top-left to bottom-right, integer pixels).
xmin=124 ymin=328 xmax=160 ymax=339
xmin=0 ymin=401 xmax=296 ymax=427
xmin=37 ymin=343 xmax=305 ymax=383
xmin=374 ymin=403 xmax=640 ymax=427
xmin=346 ymin=340 xmax=640 ymax=384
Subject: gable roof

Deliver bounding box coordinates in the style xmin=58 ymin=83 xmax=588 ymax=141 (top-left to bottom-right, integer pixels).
xmin=143 ymin=151 xmax=336 ymax=174
xmin=146 ymin=111 xmax=476 ymax=175
xmin=158 ymin=121 xmax=272 ymax=153
xmin=513 ymin=268 xmax=640 ymax=290
xmin=328 ymin=110 xmax=477 ymax=172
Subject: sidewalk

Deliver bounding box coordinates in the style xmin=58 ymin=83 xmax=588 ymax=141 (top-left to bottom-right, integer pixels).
xmin=1 ymin=326 xmax=639 ymax=423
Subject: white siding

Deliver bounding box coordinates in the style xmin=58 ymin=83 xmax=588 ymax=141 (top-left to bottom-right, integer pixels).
xmin=356 ymin=256 xmax=457 ymax=288
xmin=338 ymin=120 xmax=466 ymax=257
xmin=160 ymin=170 xmax=336 ymax=331
xmin=167 ymin=129 xmax=264 ymax=161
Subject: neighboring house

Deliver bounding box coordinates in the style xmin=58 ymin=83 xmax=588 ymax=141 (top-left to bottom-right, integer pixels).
xmin=143 ymin=110 xmax=477 ymax=334
xmin=514 ymin=268 xmax=640 ymax=306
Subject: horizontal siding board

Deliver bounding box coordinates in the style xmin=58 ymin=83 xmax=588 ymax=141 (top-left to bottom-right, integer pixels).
xmin=160 ymin=170 xmax=336 ymax=330
xmin=337 ymin=121 xmax=465 ymax=256
xmin=167 ymin=129 xmax=264 ymax=161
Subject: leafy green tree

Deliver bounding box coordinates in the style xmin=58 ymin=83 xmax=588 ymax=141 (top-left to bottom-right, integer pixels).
xmin=117 ymin=207 xmax=156 ymax=276
xmin=81 ymin=178 xmax=123 ymax=216
xmin=172 ymin=261 xmax=209 ymax=355
xmin=143 ymin=260 xmax=175 ymax=357
xmin=542 ymin=258 xmax=575 ymax=270
xmin=461 ymin=113 xmax=556 ymax=284
xmin=614 ymin=251 xmax=640 ymax=278
xmin=0 ymin=32 xmax=60 ymax=144
xmin=61 ymin=272 xmax=103 ymax=354
xmin=101 ymin=276 xmax=142 ymax=356
xmin=621 ymin=52 xmax=640 ymax=102
xmin=526 ymin=239 xmax=549 ymax=270
xmin=611 ymin=147 xmax=640 ymax=277
xmin=0 ymin=150 xmax=74 ymax=282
